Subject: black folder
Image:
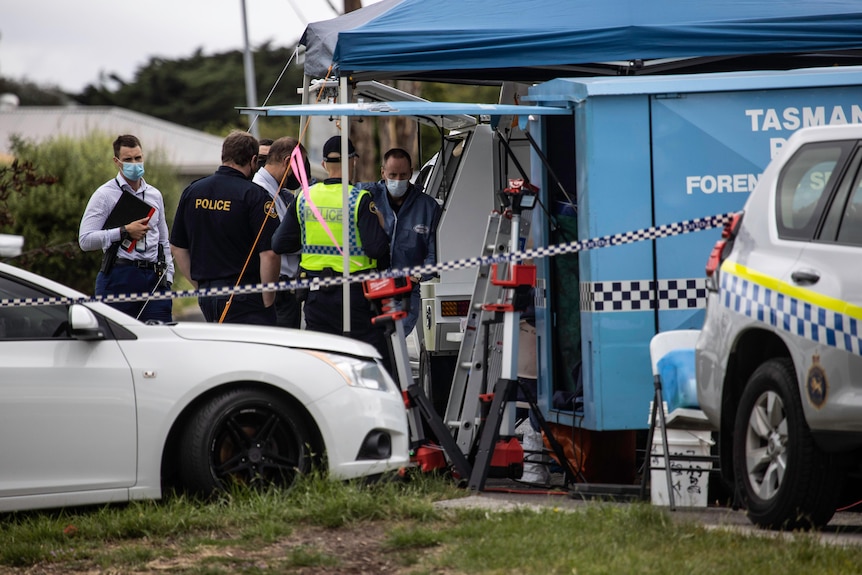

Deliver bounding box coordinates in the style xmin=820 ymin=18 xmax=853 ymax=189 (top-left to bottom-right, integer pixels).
xmin=104 ymin=191 xmax=155 ymax=252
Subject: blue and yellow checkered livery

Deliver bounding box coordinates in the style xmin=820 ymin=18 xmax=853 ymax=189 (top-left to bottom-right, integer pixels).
xmin=719 ymin=261 xmax=862 ymax=355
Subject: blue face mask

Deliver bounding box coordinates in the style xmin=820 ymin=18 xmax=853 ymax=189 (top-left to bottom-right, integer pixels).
xmin=386 ymin=179 xmax=409 ymax=198
xmin=121 ymin=162 xmax=145 ymax=181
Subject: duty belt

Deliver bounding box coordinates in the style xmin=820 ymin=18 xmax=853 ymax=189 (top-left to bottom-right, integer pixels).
xmin=114 ymin=259 xmax=158 ymax=271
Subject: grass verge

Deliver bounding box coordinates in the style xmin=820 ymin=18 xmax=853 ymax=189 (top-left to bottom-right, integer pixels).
xmin=2 ymin=474 xmax=862 ymax=574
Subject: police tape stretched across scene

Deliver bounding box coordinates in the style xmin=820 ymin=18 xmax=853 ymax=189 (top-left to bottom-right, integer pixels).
xmin=0 ymin=212 xmax=736 ymax=309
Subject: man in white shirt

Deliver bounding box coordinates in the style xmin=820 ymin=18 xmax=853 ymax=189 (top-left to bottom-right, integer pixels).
xmin=78 ymin=134 xmax=173 ymax=323
xmin=252 ymin=136 xmax=308 ymax=328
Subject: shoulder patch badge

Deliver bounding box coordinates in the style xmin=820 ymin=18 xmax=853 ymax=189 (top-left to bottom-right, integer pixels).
xmin=806 ymin=354 xmax=827 ymax=409
xmin=369 ymin=201 xmax=378 ymax=214
xmin=264 ymin=201 xmax=278 ymax=218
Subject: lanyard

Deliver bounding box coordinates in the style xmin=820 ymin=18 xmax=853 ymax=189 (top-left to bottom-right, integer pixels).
xmin=115 ymin=177 xmax=145 ymax=203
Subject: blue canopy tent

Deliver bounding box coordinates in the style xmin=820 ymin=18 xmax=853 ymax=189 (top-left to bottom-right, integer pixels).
xmin=301 ymin=0 xmax=862 ymax=83
xmin=300 ymin=0 xmax=402 ymax=79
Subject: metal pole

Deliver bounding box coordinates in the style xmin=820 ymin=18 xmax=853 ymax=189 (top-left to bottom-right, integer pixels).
xmin=340 ymin=75 xmax=351 ymax=333
xmin=240 ymin=0 xmax=260 ymax=138
xmin=300 ymin=73 xmax=310 ymax=132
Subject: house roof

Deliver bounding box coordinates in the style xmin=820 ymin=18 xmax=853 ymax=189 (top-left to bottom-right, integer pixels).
xmin=0 ymin=106 xmax=224 ymax=176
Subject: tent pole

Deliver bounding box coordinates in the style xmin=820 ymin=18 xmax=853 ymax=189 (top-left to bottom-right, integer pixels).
xmin=340 ymin=75 xmax=351 ymax=334
xmin=301 ymin=73 xmax=310 ymax=134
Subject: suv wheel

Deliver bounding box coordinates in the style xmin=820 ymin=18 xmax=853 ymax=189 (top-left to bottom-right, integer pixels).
xmin=733 ymin=358 xmax=842 ymax=529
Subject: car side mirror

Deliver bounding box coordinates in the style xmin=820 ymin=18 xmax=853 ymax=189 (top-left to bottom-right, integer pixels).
xmin=69 ymin=304 xmax=105 ymax=340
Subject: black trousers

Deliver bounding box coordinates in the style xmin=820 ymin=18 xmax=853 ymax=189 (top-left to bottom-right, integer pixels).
xmin=96 ymin=266 xmax=172 ymax=323
xmin=275 ymin=278 xmax=302 ymax=329
xmin=198 ymin=279 xmax=276 ymax=326
xmin=303 ymin=282 xmax=390 ymax=370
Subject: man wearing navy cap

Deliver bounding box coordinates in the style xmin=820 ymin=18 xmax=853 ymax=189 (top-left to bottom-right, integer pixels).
xmin=272 ymin=135 xmax=390 ymax=359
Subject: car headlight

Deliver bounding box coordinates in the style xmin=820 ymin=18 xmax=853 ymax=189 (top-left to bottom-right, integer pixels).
xmin=306 ymin=351 xmax=392 ymax=392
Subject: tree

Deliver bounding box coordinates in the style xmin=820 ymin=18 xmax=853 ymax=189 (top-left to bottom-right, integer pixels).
xmin=3 ymin=23 xmax=503 ymax=178
xmin=416 ymin=82 xmax=500 ymax=165
xmin=4 ymin=133 xmax=181 ymax=293
xmin=0 ymin=78 xmax=69 ymax=106
xmin=74 ymin=44 xmax=305 ymax=137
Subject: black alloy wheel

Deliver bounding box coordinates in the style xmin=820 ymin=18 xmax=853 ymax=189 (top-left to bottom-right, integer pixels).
xmin=179 ymin=388 xmax=315 ymax=494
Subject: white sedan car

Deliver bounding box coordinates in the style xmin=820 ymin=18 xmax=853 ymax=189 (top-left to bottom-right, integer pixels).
xmin=0 ymin=263 xmax=410 ymax=512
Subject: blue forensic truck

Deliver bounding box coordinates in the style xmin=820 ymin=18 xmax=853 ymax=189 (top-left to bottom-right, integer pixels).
xmin=523 ymin=66 xmax=862 ymax=434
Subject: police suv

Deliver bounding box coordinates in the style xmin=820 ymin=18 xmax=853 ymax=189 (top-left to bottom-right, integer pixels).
xmin=697 ymin=124 xmax=862 ymax=530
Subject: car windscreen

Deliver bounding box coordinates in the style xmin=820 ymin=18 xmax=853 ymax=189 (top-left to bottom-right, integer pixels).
xmin=0 ymin=274 xmax=68 ymax=339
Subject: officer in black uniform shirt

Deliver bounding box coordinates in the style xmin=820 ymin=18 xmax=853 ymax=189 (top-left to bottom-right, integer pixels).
xmin=271 ymin=135 xmax=390 ymax=357
xmin=171 ymin=130 xmax=280 ymax=325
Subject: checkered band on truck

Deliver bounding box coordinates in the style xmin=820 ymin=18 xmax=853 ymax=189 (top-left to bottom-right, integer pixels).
xmin=580 ymin=279 xmax=708 ymax=312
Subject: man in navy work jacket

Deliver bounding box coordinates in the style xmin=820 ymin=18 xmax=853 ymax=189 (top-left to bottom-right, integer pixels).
xmin=171 ymin=130 xmax=280 ymax=325
xmin=363 ymin=147 xmax=441 ymax=336
xmin=271 ymin=135 xmax=390 ymax=359
xmin=79 ymin=134 xmax=173 ymax=323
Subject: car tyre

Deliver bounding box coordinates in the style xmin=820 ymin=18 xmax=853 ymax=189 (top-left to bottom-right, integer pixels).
xmin=733 ymin=358 xmax=842 ymax=529
xmin=179 ymin=387 xmax=314 ymax=494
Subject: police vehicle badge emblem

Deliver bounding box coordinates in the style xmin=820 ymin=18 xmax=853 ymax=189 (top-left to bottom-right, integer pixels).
xmin=806 ymin=354 xmax=827 ymax=409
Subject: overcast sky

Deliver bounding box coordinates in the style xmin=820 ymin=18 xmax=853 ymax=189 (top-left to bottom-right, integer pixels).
xmin=2 ymin=0 xmax=380 ymax=94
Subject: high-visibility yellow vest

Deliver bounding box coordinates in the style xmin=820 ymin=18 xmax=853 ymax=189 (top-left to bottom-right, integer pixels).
xmin=296 ymin=181 xmax=376 ymax=273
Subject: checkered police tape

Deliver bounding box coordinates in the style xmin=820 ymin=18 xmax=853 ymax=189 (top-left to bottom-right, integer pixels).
xmin=0 ymin=211 xmax=735 ymax=309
